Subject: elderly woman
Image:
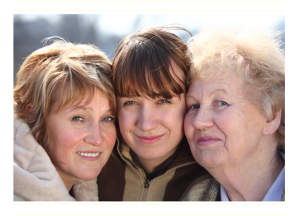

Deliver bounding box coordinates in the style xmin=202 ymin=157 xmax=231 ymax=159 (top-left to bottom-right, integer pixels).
xmin=181 ymin=26 xmax=285 ymax=201
xmin=14 ymin=38 xmax=117 ymax=201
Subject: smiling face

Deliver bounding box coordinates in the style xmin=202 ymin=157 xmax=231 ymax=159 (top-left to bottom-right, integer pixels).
xmin=184 ymin=76 xmax=269 ymax=169
xmin=47 ymin=87 xmax=116 ymax=189
xmin=117 ymin=93 xmax=186 ymax=167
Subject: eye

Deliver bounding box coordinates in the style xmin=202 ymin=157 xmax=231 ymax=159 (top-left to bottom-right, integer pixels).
xmin=188 ymin=104 xmax=200 ymax=110
xmin=102 ymin=116 xmax=115 ymax=123
xmin=72 ymin=116 xmax=84 ymax=122
xmin=157 ymin=99 xmax=171 ymax=104
xmin=217 ymin=101 xmax=228 ymax=106
xmin=123 ymin=101 xmax=137 ymax=106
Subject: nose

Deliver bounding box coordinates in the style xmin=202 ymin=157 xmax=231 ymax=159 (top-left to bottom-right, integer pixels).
xmin=84 ymin=123 xmax=104 ymax=146
xmin=193 ymin=106 xmax=214 ymax=130
xmin=136 ymin=105 xmax=159 ymax=131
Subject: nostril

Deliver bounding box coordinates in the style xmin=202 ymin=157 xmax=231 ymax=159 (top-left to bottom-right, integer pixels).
xmin=85 ymin=129 xmax=104 ymax=146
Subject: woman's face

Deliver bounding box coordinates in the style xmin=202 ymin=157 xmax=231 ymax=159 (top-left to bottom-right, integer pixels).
xmin=47 ymin=87 xmax=116 ymax=185
xmin=117 ymin=93 xmax=186 ymax=164
xmin=184 ymin=76 xmax=268 ymax=169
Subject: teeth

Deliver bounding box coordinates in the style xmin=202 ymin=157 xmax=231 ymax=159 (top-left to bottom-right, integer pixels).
xmin=77 ymin=152 xmax=100 ymax=157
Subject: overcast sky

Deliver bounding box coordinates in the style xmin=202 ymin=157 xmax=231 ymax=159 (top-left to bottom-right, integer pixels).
xmin=20 ymin=12 xmax=285 ymax=37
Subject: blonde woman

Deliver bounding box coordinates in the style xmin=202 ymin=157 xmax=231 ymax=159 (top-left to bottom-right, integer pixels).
xmin=182 ymin=26 xmax=285 ymax=201
xmin=14 ymin=38 xmax=117 ymax=201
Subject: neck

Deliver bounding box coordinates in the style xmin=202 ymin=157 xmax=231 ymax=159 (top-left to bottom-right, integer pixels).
xmin=138 ymin=158 xmax=162 ymax=174
xmin=61 ymin=177 xmax=76 ymax=192
xmin=54 ymin=166 xmax=76 ymax=192
xmin=208 ymin=142 xmax=284 ymax=201
xmin=137 ymin=145 xmax=179 ymax=174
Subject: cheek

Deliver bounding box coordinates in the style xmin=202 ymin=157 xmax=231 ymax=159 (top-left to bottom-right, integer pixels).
xmin=184 ymin=115 xmax=194 ymax=141
xmin=118 ymin=110 xmax=136 ymax=133
xmin=48 ymin=125 xmax=80 ymax=158
xmin=104 ymin=127 xmax=117 ymax=149
xmin=163 ymin=105 xmax=186 ymax=127
xmin=217 ymin=110 xmax=258 ymax=149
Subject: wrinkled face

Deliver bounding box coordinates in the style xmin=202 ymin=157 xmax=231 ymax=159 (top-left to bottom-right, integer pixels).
xmin=117 ymin=93 xmax=186 ymax=164
xmin=47 ymin=87 xmax=116 ymax=184
xmin=184 ymin=76 xmax=268 ymax=169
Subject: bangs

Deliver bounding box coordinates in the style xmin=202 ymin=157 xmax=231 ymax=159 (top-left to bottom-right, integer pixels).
xmin=114 ymin=41 xmax=185 ymax=99
xmin=55 ymin=80 xmax=97 ymax=112
xmin=45 ymin=61 xmax=115 ymax=115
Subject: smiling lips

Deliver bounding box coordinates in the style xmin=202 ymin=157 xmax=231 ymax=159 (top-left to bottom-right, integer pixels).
xmin=77 ymin=152 xmax=101 ymax=161
xmin=135 ymin=134 xmax=165 ymax=144
xmin=197 ymin=136 xmax=221 ymax=146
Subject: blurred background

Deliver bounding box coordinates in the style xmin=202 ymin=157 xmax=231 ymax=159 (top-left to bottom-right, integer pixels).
xmin=14 ymin=13 xmax=285 ymax=83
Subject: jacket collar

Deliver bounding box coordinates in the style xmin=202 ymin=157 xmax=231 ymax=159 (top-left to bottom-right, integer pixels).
xmin=13 ymin=115 xmax=98 ymax=201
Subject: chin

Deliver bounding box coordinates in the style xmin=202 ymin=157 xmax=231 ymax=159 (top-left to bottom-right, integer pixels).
xmin=195 ymin=152 xmax=224 ymax=169
xmin=77 ymin=168 xmax=102 ymax=181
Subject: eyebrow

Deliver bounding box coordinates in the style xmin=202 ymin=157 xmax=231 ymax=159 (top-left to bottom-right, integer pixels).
xmin=186 ymin=89 xmax=228 ymax=100
xmin=69 ymin=105 xmax=91 ymax=112
xmin=209 ymin=89 xmax=228 ymax=97
xmin=69 ymin=106 xmax=112 ymax=114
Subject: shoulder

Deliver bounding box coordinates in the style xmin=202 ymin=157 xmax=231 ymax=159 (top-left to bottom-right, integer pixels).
xmin=14 ymin=193 xmax=28 ymax=201
xmin=72 ymin=178 xmax=99 ymax=201
xmin=281 ymin=183 xmax=285 ymax=201
xmin=180 ymin=174 xmax=220 ymax=201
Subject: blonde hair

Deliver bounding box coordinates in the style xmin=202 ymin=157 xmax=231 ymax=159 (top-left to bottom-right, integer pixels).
xmin=187 ymin=26 xmax=285 ymax=150
xmin=14 ymin=37 xmax=115 ymax=148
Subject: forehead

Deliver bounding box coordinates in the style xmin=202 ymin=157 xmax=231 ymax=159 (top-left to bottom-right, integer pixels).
xmin=115 ymin=57 xmax=186 ymax=99
xmin=53 ymin=84 xmax=110 ymax=111
xmin=187 ymin=76 xmax=244 ymax=98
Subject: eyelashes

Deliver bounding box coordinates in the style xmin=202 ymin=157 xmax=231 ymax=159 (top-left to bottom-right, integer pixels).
xmin=72 ymin=116 xmax=84 ymax=122
xmin=157 ymin=99 xmax=171 ymax=104
xmin=123 ymin=99 xmax=171 ymax=106
xmin=217 ymin=101 xmax=228 ymax=106
xmin=102 ymin=116 xmax=115 ymax=123
xmin=187 ymin=104 xmax=200 ymax=110
xmin=123 ymin=101 xmax=137 ymax=106
xmin=71 ymin=115 xmax=115 ymax=123
xmin=187 ymin=100 xmax=229 ymax=111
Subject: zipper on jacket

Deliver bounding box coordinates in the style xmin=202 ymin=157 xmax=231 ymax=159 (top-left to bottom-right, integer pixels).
xmin=142 ymin=180 xmax=149 ymax=200
xmin=144 ymin=179 xmax=149 ymax=188
xmin=117 ymin=142 xmax=198 ymax=200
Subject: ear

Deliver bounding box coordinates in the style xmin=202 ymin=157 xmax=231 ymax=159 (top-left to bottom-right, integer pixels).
xmin=262 ymin=109 xmax=281 ymax=136
xmin=25 ymin=103 xmax=34 ymax=113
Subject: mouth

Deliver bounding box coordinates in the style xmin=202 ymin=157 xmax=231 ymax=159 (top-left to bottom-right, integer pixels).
xmin=197 ymin=136 xmax=221 ymax=146
xmin=77 ymin=151 xmax=100 ymax=159
xmin=135 ymin=134 xmax=165 ymax=144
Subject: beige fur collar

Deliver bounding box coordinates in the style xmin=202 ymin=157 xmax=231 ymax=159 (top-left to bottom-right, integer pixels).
xmin=13 ymin=115 xmax=98 ymax=201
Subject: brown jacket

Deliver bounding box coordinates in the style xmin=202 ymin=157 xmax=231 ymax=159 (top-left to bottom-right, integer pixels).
xmin=97 ymin=139 xmax=208 ymax=201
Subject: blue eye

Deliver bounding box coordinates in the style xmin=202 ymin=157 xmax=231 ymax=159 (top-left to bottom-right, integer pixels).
xmin=218 ymin=101 xmax=228 ymax=106
xmin=188 ymin=105 xmax=200 ymax=110
xmin=72 ymin=116 xmax=84 ymax=122
xmin=124 ymin=101 xmax=137 ymax=106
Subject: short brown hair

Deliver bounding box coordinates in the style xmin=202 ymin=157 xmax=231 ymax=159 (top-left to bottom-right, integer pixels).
xmin=14 ymin=37 xmax=115 ymax=148
xmin=112 ymin=25 xmax=191 ymax=99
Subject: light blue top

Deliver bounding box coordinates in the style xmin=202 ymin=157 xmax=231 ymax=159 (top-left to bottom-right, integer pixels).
xmin=220 ymin=152 xmax=285 ymax=201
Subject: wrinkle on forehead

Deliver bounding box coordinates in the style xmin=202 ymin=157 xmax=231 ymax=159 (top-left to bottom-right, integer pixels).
xmin=187 ymin=76 xmax=246 ymax=103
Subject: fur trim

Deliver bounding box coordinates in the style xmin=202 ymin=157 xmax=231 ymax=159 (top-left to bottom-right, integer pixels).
xmin=13 ymin=115 xmax=98 ymax=201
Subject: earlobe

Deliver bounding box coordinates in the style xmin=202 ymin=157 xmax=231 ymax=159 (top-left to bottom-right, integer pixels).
xmin=26 ymin=103 xmax=34 ymax=113
xmin=262 ymin=110 xmax=281 ymax=136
